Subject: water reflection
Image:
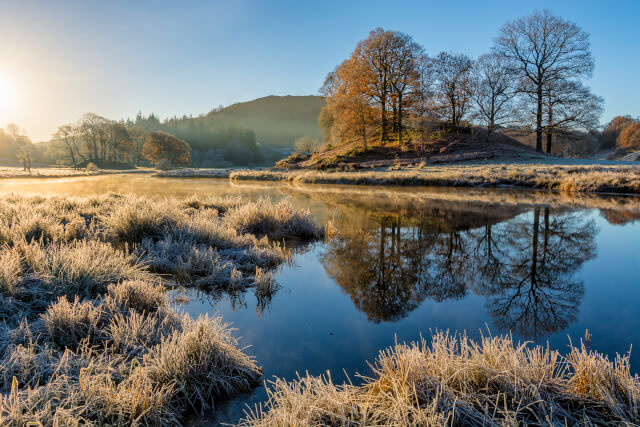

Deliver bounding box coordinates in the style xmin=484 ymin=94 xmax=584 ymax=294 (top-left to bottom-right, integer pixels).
xmin=321 ymin=202 xmax=597 ymax=339
xmin=478 ymin=208 xmax=596 ymax=338
xmin=0 ymin=175 xmax=628 ymax=339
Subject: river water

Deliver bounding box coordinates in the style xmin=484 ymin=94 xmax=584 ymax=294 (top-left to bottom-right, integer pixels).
xmin=2 ymin=175 xmax=639 ymax=425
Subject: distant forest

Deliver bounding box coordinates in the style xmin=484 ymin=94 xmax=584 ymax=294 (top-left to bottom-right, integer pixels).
xmin=130 ymin=95 xmax=324 ymax=166
xmin=0 ymin=95 xmax=324 ymax=168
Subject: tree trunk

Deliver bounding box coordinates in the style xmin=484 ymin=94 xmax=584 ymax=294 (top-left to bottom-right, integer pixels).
xmin=487 ymin=117 xmax=494 ymax=142
xmin=487 ymin=97 xmax=495 ymax=142
xmin=543 ymin=207 xmax=550 ymax=257
xmin=531 ymin=208 xmax=540 ymax=286
xmin=535 ymin=85 xmax=543 ymax=152
xmin=391 ymin=99 xmax=397 ymax=134
xmin=398 ymin=92 xmax=403 ymax=147
xmin=546 ymin=104 xmax=553 ymax=154
xmin=380 ymin=95 xmax=387 ymax=142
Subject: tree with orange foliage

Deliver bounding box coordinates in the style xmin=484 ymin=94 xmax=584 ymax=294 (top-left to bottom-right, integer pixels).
xmin=142 ymin=131 xmax=191 ymax=165
xmin=618 ymin=122 xmax=640 ymax=151
xmin=321 ymin=55 xmax=376 ymax=151
xmin=601 ymin=116 xmax=636 ymax=149
xmin=320 ymin=28 xmax=424 ymax=149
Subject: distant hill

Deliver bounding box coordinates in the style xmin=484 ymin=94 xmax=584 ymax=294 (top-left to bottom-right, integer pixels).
xmin=206 ymin=95 xmax=324 ymax=148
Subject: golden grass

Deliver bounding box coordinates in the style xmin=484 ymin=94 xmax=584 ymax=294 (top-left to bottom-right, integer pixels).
xmin=242 ymin=331 xmax=640 ymax=426
xmin=231 ymin=163 xmax=640 ymax=194
xmin=0 ymin=192 xmax=324 ymax=425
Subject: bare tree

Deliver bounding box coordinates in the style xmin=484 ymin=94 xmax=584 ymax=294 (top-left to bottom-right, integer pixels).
xmin=15 ymin=134 xmax=33 ymax=172
xmin=6 ymin=123 xmax=20 ymax=147
xmin=356 ymin=28 xmax=394 ymax=142
xmin=387 ymin=32 xmax=423 ymax=147
xmin=471 ymin=53 xmax=516 ymax=139
xmin=79 ymin=113 xmax=107 ymax=160
xmin=128 ymin=126 xmax=149 ymax=165
xmin=495 ymin=10 xmax=594 ymax=152
xmin=293 ymin=136 xmax=318 ymax=154
xmin=541 ymin=80 xmax=603 ymax=153
xmin=410 ymin=54 xmax=435 ymax=152
xmin=52 ymin=124 xmax=84 ymax=165
xmin=431 ymin=52 xmax=474 ymax=132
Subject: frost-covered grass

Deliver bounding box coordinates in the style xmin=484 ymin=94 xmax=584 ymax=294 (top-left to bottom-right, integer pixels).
xmin=242 ymin=331 xmax=640 ymax=426
xmin=0 ymin=192 xmax=324 ymax=425
xmin=153 ymin=168 xmax=234 ymax=178
xmin=0 ymin=166 xmax=152 ymax=179
xmin=231 ymin=162 xmax=640 ymax=194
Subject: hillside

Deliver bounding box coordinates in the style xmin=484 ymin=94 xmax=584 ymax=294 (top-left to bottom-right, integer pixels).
xmin=277 ymin=127 xmax=545 ymax=170
xmin=207 ymin=95 xmax=324 ymax=148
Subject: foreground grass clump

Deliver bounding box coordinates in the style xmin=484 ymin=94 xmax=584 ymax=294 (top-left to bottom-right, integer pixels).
xmin=0 ymin=288 xmax=261 ymax=425
xmin=231 ymin=163 xmax=640 ymax=194
xmin=242 ymin=331 xmax=640 ymax=426
xmin=0 ymin=193 xmax=324 ymax=425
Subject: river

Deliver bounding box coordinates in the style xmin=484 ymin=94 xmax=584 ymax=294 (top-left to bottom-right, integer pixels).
xmin=2 ymin=174 xmax=639 ymax=425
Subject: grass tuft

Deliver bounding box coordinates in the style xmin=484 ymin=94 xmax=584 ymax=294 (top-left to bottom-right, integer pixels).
xmin=241 ymin=331 xmax=640 ymax=426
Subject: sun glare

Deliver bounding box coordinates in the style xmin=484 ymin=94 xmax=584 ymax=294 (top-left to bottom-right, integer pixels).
xmin=0 ymin=74 xmax=15 ymax=118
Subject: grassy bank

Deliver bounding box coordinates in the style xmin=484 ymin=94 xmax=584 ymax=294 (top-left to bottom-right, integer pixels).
xmin=230 ymin=163 xmax=640 ymax=194
xmin=0 ymin=193 xmax=323 ymax=425
xmin=153 ymin=168 xmax=234 ymax=178
xmin=0 ymin=166 xmax=152 ymax=179
xmin=242 ymin=331 xmax=640 ymax=425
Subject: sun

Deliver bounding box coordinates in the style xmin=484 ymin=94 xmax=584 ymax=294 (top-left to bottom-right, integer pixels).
xmin=0 ymin=74 xmax=15 ymax=118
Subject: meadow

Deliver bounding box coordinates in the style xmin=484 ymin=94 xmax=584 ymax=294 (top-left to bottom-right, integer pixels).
xmin=0 ymin=193 xmax=323 ymax=425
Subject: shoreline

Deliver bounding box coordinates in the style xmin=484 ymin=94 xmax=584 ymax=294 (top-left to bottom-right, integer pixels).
xmin=229 ymin=162 xmax=640 ymax=195
xmin=2 ymin=162 xmax=640 ymax=196
xmin=0 ymin=167 xmax=154 ymax=179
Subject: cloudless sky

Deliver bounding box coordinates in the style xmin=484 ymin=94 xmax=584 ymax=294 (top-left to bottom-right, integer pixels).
xmin=1 ymin=0 xmax=639 ymax=141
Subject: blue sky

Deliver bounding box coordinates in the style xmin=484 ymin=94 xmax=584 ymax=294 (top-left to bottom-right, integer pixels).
xmin=1 ymin=0 xmax=639 ymax=140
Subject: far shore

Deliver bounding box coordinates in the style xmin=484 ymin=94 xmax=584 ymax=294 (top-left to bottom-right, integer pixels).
xmin=3 ymin=161 xmax=640 ymax=196
xmin=227 ymin=161 xmax=640 ymax=195
xmin=0 ymin=166 xmax=154 ymax=179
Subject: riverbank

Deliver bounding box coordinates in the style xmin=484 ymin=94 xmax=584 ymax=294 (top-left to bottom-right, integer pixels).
xmin=0 ymin=193 xmax=323 ymax=425
xmin=242 ymin=331 xmax=640 ymax=426
xmin=230 ymin=162 xmax=640 ymax=194
xmin=153 ymin=168 xmax=234 ymax=178
xmin=0 ymin=166 xmax=153 ymax=179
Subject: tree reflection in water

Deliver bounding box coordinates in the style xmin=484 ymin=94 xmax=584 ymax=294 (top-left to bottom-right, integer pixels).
xmin=321 ymin=203 xmax=597 ymax=339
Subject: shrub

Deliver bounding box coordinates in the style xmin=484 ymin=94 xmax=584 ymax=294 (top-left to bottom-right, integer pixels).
xmin=224 ymin=198 xmax=324 ymax=240
xmin=42 ymin=296 xmax=102 ymax=349
xmin=143 ymin=315 xmax=262 ymax=411
xmin=85 ymin=162 xmax=99 ymax=172
xmin=156 ymin=158 xmax=173 ymax=170
xmin=101 ymin=197 xmax=184 ymax=244
xmin=106 ymin=280 xmax=165 ymax=314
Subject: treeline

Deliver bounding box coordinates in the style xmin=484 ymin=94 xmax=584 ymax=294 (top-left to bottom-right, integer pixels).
xmin=0 ymin=116 xmax=193 ymax=170
xmin=43 ymin=113 xmax=190 ymax=168
xmin=130 ymin=112 xmax=263 ymax=166
xmin=3 ymin=109 xmax=272 ymax=168
xmin=320 ymin=10 xmax=605 ymax=155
